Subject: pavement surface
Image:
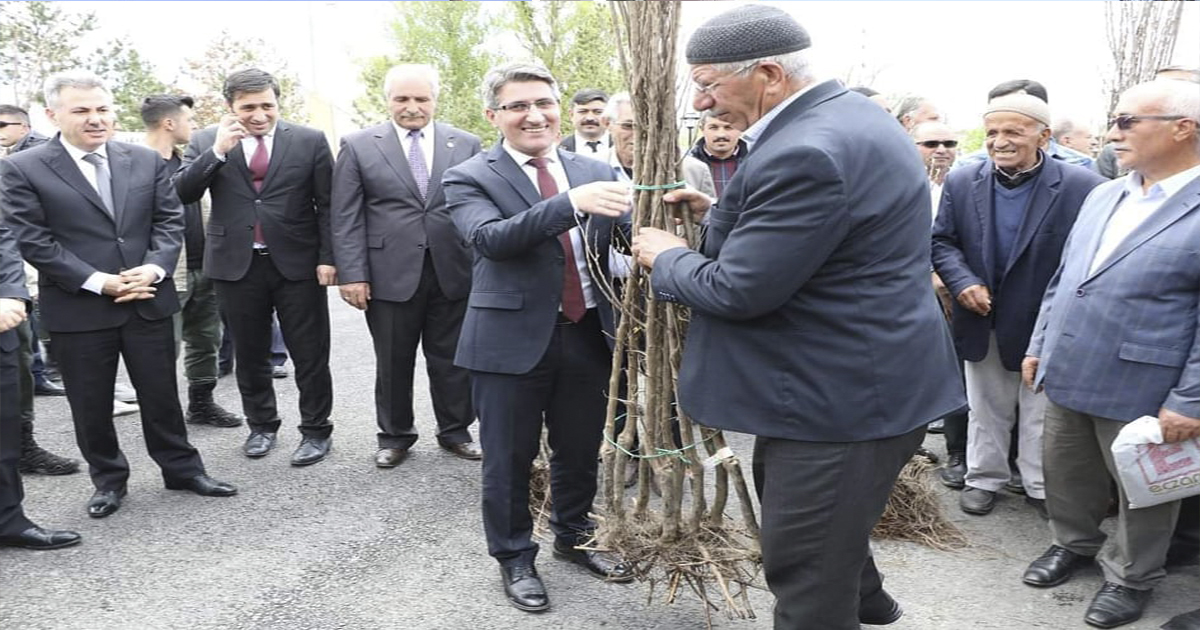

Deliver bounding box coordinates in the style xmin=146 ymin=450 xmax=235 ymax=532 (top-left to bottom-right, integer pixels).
xmin=1 ymin=293 xmax=1197 ymax=630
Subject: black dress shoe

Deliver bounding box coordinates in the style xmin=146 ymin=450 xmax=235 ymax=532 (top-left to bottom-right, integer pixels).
xmin=0 ymin=526 xmax=82 ymax=550
xmin=165 ymin=474 xmax=238 ymax=497
xmin=1006 ymin=467 xmax=1026 ymax=494
xmin=1025 ymin=496 xmax=1049 ymax=520
xmin=34 ymin=379 xmax=66 ymax=396
xmin=439 ymin=440 xmax=482 ymax=461
xmin=938 ymin=452 xmax=966 ymax=489
xmin=500 ymin=565 xmax=549 ymax=612
xmin=553 ymin=540 xmax=635 ymax=582
xmin=243 ymin=432 xmax=277 ymax=458
xmin=375 ymin=448 xmax=408 ymax=468
xmin=1023 ymin=545 xmax=1094 ymax=587
xmin=960 ymin=487 xmax=996 ymax=515
xmin=1162 ymin=607 xmax=1200 ymax=630
xmin=291 ymin=436 xmax=331 ymax=466
xmin=859 ymin=587 xmax=903 ymax=625
xmin=1084 ymin=582 xmax=1150 ymax=628
xmin=87 ymin=489 xmax=126 ymax=519
xmin=272 ymin=365 xmax=289 ymax=379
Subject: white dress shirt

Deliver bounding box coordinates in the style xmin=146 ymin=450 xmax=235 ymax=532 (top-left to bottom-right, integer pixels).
xmin=59 ymin=136 xmax=165 ymax=293
xmin=501 ymin=142 xmax=597 ymax=309
xmin=394 ymin=120 xmax=434 ymax=173
xmin=1089 ymin=163 xmax=1200 ymax=275
xmin=573 ymin=132 xmax=610 ymax=162
xmin=212 ymin=126 xmax=276 ymax=164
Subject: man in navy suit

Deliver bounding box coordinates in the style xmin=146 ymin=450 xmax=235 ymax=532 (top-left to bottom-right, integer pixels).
xmin=444 ymin=62 xmax=634 ymax=613
xmin=1020 ymin=79 xmax=1200 ymax=629
xmin=933 ymin=94 xmax=1104 ymax=518
xmin=1 ymin=71 xmax=235 ymax=519
xmin=633 ymin=7 xmax=965 ymax=628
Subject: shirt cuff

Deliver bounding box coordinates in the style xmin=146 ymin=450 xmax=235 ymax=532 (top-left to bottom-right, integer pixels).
xmin=82 ymin=272 xmax=107 ymax=295
xmin=147 ymin=265 xmax=166 ymax=283
xmin=212 ymin=147 xmax=227 ymax=162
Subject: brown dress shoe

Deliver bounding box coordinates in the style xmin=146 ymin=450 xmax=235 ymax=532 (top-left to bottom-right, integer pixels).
xmin=375 ymin=448 xmax=409 ymax=468
xmin=439 ymin=440 xmax=483 ymax=461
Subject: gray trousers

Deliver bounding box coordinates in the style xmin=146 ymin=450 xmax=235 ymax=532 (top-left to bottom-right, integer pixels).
xmin=1043 ymin=400 xmax=1180 ymax=589
xmin=964 ymin=333 xmax=1046 ymax=497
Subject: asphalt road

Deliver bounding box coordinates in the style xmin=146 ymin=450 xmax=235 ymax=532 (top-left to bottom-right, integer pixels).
xmin=1 ymin=293 xmax=1196 ymax=630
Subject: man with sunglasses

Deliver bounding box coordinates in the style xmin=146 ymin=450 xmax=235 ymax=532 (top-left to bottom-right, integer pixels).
xmin=933 ymin=94 xmax=1104 ymax=519
xmin=0 ymin=106 xmax=46 ymax=157
xmin=1020 ymin=78 xmax=1200 ymax=629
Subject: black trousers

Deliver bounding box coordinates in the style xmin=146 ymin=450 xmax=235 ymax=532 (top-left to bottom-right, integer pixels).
xmin=0 ymin=340 xmax=33 ymax=535
xmin=472 ymin=309 xmax=610 ymax=567
xmin=364 ymin=258 xmax=473 ymax=449
xmin=54 ymin=316 xmax=204 ymax=491
xmin=214 ymin=253 xmax=333 ymax=438
xmin=753 ymin=426 xmax=925 ymax=630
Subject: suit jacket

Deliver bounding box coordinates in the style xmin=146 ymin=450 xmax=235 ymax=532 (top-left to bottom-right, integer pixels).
xmin=444 ymin=144 xmax=623 ymax=374
xmin=932 ymin=157 xmax=1105 ymax=370
xmin=0 ymin=137 xmax=183 ymax=333
xmin=650 ymin=80 xmax=965 ymax=443
xmin=7 ymin=130 xmax=49 ymax=155
xmin=1029 ymin=173 xmax=1200 ymax=421
xmin=0 ymin=223 xmax=29 ymax=352
xmin=332 ymin=122 xmax=481 ymax=302
xmin=174 ymin=121 xmax=334 ymax=282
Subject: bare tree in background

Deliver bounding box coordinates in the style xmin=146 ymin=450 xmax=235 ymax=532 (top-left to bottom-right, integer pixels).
xmin=1104 ymin=1 xmax=1185 ymax=113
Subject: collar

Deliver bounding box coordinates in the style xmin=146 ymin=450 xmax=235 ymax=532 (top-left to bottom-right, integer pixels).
xmin=392 ymin=120 xmax=433 ymax=140
xmin=59 ymin=134 xmax=107 ymax=161
xmin=502 ymin=141 xmax=557 ymax=167
xmin=993 ymin=150 xmax=1045 ymax=189
xmin=703 ymin=143 xmax=740 ymax=160
xmin=741 ymin=80 xmax=820 ymax=152
xmin=576 ymin=132 xmax=608 ymax=147
xmin=1125 ymin=162 xmax=1200 ymax=199
xmin=246 ymin=125 xmax=276 ymax=141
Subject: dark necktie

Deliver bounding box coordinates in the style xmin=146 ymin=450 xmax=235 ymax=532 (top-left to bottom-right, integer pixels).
xmin=249 ymin=136 xmax=269 ymax=246
xmin=81 ymin=153 xmax=114 ymax=217
xmin=585 ymin=140 xmax=601 ymax=153
xmin=528 ymin=157 xmax=586 ymax=322
xmin=407 ymin=129 xmax=430 ymax=200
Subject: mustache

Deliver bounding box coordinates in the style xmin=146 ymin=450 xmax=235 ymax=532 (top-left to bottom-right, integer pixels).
xmin=711 ymin=137 xmax=731 ymax=143
xmin=579 ymin=119 xmax=600 ymax=126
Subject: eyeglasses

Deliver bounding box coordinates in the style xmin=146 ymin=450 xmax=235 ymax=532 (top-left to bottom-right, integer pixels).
xmin=0 ymin=121 xmax=27 ymax=129
xmin=496 ymin=98 xmax=559 ymax=113
xmin=1107 ymin=114 xmax=1186 ymax=130
xmin=614 ymin=121 xmax=636 ymax=131
xmin=693 ymin=62 xmax=759 ymax=96
xmin=916 ymin=140 xmax=958 ymax=149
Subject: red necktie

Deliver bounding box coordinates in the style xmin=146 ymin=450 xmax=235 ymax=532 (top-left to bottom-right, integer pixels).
xmin=249 ymin=136 xmax=269 ymax=246
xmin=528 ymin=157 xmax=586 ymax=322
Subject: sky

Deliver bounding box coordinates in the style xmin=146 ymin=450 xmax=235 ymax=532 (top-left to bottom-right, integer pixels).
xmin=40 ymin=1 xmax=1200 ymax=139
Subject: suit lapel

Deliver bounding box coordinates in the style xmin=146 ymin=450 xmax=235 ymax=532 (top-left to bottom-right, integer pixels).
xmin=40 ymin=139 xmax=112 ymax=222
xmin=427 ymin=123 xmax=455 ymax=207
xmin=1087 ymin=178 xmax=1200 ymax=280
xmin=971 ymin=167 xmax=996 ymax=286
xmin=373 ymin=123 xmax=424 ymax=201
xmin=225 ymin=141 xmax=256 ymax=195
xmin=486 ymin=142 xmax=541 ymax=209
xmin=1004 ymin=157 xmax=1061 ymax=275
xmin=261 ymin=122 xmax=291 ymax=191
xmin=107 ymin=142 xmax=131 ymax=230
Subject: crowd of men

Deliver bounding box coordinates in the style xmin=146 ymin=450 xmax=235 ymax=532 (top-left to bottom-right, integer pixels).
xmin=1 ymin=5 xmax=1199 ymax=629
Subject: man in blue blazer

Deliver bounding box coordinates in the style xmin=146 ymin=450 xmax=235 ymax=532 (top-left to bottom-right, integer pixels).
xmin=933 ymin=94 xmax=1105 ymax=517
xmin=444 ymin=62 xmax=634 ymax=613
xmin=633 ymin=7 xmax=965 ymax=629
xmin=1020 ymin=79 xmax=1200 ymax=629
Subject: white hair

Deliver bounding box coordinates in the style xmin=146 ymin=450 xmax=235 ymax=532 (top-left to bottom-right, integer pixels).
xmin=603 ymin=91 xmax=632 ymax=120
xmin=382 ymin=64 xmax=441 ymax=101
xmin=709 ymin=49 xmax=814 ymax=84
xmin=1125 ymin=79 xmax=1200 ymax=153
xmin=43 ymin=70 xmax=109 ymax=110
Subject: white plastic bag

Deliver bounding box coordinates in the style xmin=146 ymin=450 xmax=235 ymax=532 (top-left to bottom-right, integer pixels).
xmin=1110 ymin=415 xmax=1200 ymax=509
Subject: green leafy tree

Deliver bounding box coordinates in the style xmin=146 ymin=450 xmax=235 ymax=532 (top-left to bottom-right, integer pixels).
xmin=0 ymin=0 xmax=97 ymax=106
xmin=179 ymin=30 xmax=306 ymax=128
xmin=959 ymin=126 xmax=985 ymax=155
xmin=352 ymin=1 xmax=499 ymax=140
xmin=88 ymin=40 xmax=171 ymax=131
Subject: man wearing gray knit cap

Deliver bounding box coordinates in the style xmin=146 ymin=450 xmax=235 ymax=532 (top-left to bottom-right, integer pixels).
xmin=932 ymin=93 xmax=1105 ymax=519
xmin=631 ymin=5 xmax=965 ymax=628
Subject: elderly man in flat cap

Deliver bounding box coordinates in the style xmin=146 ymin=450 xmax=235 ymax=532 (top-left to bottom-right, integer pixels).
xmin=933 ymin=94 xmax=1105 ymax=518
xmin=631 ymin=5 xmax=965 ymax=628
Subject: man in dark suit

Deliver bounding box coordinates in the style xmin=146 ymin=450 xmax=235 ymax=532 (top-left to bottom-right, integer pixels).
xmin=444 ymin=62 xmax=634 ymax=613
xmin=633 ymin=7 xmax=965 ymax=628
xmin=0 ymin=70 xmax=235 ymax=518
xmin=333 ymin=64 xmax=482 ymax=467
xmin=176 ymin=68 xmax=336 ymax=466
xmin=0 ymin=221 xmax=80 ymax=549
xmin=933 ymin=94 xmax=1105 ymax=518
xmin=557 ymin=88 xmax=610 ymax=162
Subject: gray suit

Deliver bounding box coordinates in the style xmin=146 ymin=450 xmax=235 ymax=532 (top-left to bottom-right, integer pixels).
xmin=1030 ymin=172 xmax=1200 ymax=589
xmin=332 ymin=122 xmax=481 ymax=448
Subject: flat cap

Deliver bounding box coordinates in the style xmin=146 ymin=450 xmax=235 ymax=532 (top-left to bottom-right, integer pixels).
xmin=686 ymin=5 xmax=812 ymax=65
xmin=984 ymin=93 xmax=1051 ymax=127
